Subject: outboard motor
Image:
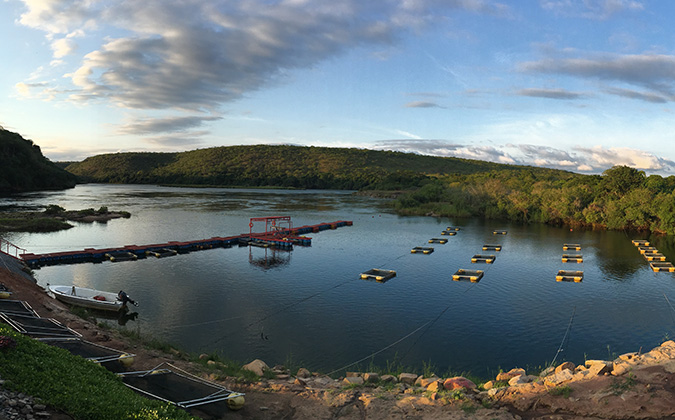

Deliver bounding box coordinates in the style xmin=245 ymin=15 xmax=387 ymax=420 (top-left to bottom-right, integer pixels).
xmin=118 ymin=290 xmax=138 ymax=306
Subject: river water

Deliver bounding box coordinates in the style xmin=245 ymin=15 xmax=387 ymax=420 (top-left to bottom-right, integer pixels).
xmin=2 ymin=184 xmax=674 ymax=378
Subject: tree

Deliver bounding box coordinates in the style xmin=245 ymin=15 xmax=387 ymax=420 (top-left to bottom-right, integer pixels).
xmin=601 ymin=165 xmax=645 ymax=197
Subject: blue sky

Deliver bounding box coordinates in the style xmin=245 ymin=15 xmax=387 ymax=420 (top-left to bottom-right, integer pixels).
xmin=1 ymin=0 xmax=674 ymax=175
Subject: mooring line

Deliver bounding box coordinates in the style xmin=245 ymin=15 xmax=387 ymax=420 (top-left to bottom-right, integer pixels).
xmin=664 ymin=293 xmax=675 ymax=325
xmin=549 ymin=305 xmax=576 ymax=368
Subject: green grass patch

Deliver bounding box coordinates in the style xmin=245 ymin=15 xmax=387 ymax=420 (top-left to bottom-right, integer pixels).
xmin=0 ymin=325 xmax=196 ymax=420
xmin=0 ymin=217 xmax=73 ymax=232
xmin=549 ymin=385 xmax=573 ymax=398
xmin=610 ymin=373 xmax=636 ymax=395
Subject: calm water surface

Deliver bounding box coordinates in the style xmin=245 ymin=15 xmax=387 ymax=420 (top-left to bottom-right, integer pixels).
xmin=2 ymin=184 xmax=675 ymax=377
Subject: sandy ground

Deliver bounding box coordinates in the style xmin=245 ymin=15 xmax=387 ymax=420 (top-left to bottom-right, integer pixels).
xmin=0 ymin=256 xmax=674 ymax=420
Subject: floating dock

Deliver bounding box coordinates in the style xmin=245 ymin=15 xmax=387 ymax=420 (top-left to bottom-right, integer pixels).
xmin=146 ymin=248 xmax=178 ymax=258
xmin=563 ymin=244 xmax=581 ymax=251
xmin=637 ymin=246 xmax=658 ymax=254
xmin=411 ymin=247 xmax=434 ymax=254
xmin=105 ymin=251 xmax=138 ymax=262
xmin=562 ymin=254 xmax=583 ymax=263
xmin=471 ymin=254 xmax=495 ymax=264
xmin=428 ymin=238 xmax=447 ymax=244
xmin=452 ymin=269 xmax=484 ymax=282
xmin=19 ymin=219 xmax=352 ymax=268
xmin=643 ymin=252 xmax=667 ymax=262
xmin=632 ymin=239 xmax=650 ymax=247
xmin=649 ymin=262 xmax=675 ymax=272
xmin=556 ymin=270 xmax=583 ymax=282
xmin=482 ymin=244 xmax=502 ymax=251
xmin=360 ymin=269 xmax=396 ymax=282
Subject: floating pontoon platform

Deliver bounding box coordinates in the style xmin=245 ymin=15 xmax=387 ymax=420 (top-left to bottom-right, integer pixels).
xmin=632 ymin=239 xmax=650 ymax=247
xmin=563 ymin=244 xmax=581 ymax=251
xmin=446 ymin=227 xmax=460 ymax=231
xmin=105 ymin=251 xmax=138 ymax=262
xmin=411 ymin=247 xmax=434 ymax=254
xmin=428 ymin=238 xmax=447 ymax=244
xmin=0 ymin=300 xmax=38 ymax=317
xmin=649 ymin=262 xmax=675 ymax=272
xmin=146 ymin=248 xmax=178 ymax=258
xmin=452 ymin=269 xmax=484 ymax=282
xmin=493 ymin=230 xmax=507 ymax=235
xmin=120 ymin=363 xmax=244 ymax=409
xmin=482 ymin=244 xmax=502 ymax=251
xmin=556 ymin=270 xmax=583 ymax=282
xmin=441 ymin=231 xmax=457 ymax=236
xmin=637 ymin=246 xmax=658 ymax=254
xmin=471 ymin=254 xmax=495 ymax=264
xmin=562 ymin=254 xmax=583 ymax=263
xmin=643 ymin=253 xmax=667 ymax=262
xmin=360 ymin=269 xmax=396 ymax=282
xmin=0 ymin=312 xmax=81 ymax=338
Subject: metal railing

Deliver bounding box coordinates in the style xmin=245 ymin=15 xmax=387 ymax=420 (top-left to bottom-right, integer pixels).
xmin=0 ymin=238 xmax=27 ymax=259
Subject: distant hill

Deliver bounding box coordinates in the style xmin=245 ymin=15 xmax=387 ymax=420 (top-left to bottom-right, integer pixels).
xmin=65 ymin=145 xmax=576 ymax=190
xmin=0 ymin=128 xmax=77 ymax=193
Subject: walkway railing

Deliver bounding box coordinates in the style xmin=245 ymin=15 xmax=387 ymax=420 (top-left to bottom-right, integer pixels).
xmin=0 ymin=238 xmax=27 ymax=260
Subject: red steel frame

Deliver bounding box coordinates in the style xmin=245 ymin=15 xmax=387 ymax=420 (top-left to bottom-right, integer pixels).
xmin=249 ymin=216 xmax=292 ymax=237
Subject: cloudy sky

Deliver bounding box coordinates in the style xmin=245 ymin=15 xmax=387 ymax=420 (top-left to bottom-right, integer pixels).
xmin=1 ymin=0 xmax=674 ymax=175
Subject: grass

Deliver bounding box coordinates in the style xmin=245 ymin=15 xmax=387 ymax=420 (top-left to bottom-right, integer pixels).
xmin=549 ymin=385 xmax=573 ymax=398
xmin=0 ymin=325 xmax=196 ymax=420
xmin=610 ymin=373 xmax=636 ymax=395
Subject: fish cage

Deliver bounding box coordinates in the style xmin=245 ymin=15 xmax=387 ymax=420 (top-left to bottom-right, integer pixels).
xmin=360 ymin=269 xmax=396 ymax=282
xmin=0 ymin=312 xmax=81 ymax=338
xmin=649 ymin=262 xmax=675 ymax=272
xmin=562 ymin=244 xmax=581 ymax=251
xmin=452 ymin=269 xmax=484 ymax=282
xmin=556 ymin=270 xmax=583 ymax=282
xmin=411 ymin=247 xmax=434 ymax=254
xmin=482 ymin=244 xmax=502 ymax=251
xmin=631 ymin=239 xmax=650 ymax=247
xmin=471 ymin=255 xmax=495 ymax=264
xmin=428 ymin=238 xmax=447 ymax=244
xmin=561 ymin=254 xmax=583 ymax=263
xmin=39 ymin=337 xmax=135 ymax=370
xmin=0 ymin=300 xmax=38 ymax=317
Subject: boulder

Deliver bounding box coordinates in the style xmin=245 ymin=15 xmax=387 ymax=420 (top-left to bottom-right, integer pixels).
xmin=508 ymin=375 xmax=532 ymax=386
xmin=539 ymin=366 xmax=555 ymax=377
xmin=417 ymin=376 xmax=440 ymax=388
xmin=618 ymin=352 xmax=638 ymax=362
xmin=380 ymin=374 xmax=398 ymax=383
xmin=363 ymin=372 xmax=380 ymax=383
xmin=611 ymin=361 xmax=632 ymax=376
xmin=555 ymin=361 xmax=575 ymax=373
xmin=296 ymin=368 xmax=311 ymax=378
xmin=398 ymin=373 xmax=418 ymax=385
xmin=483 ymin=380 xmax=495 ymax=390
xmin=243 ymin=359 xmax=269 ymax=376
xmin=496 ymin=368 xmax=525 ymax=382
xmin=543 ymin=369 xmax=574 ymax=387
xmin=426 ymin=380 xmax=443 ymax=392
xmin=343 ymin=376 xmax=364 ymax=386
xmin=346 ymin=372 xmax=361 ymax=378
xmin=587 ymin=361 xmax=613 ymax=376
xmin=444 ymin=376 xmax=477 ymax=390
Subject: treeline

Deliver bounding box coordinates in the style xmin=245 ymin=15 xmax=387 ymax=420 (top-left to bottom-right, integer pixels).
xmin=394 ymin=165 xmax=675 ymax=234
xmin=0 ymin=128 xmax=76 ymax=193
xmin=65 ymin=145 xmax=563 ymax=190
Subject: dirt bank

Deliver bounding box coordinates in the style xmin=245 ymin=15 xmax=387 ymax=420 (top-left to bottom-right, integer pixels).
xmin=1 ymin=259 xmax=674 ymax=420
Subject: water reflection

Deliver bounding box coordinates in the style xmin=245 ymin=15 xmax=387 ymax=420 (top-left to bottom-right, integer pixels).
xmin=248 ymin=247 xmax=292 ymax=269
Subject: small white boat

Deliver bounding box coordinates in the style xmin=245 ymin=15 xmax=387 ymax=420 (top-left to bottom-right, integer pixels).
xmin=49 ymin=285 xmax=132 ymax=312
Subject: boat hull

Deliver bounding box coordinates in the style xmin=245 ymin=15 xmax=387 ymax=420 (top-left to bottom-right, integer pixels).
xmin=49 ymin=285 xmax=124 ymax=312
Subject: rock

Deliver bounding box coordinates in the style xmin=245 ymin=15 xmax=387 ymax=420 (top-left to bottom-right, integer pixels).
xmin=587 ymin=361 xmax=613 ymax=376
xmin=417 ymin=376 xmax=440 ymax=388
xmin=198 ymin=353 xmax=209 ymax=360
xmin=426 ymin=380 xmax=443 ymax=392
xmin=496 ymin=368 xmax=525 ymax=382
xmin=543 ymin=369 xmax=574 ymax=387
xmin=573 ymin=369 xmax=591 ymax=381
xmin=275 ymin=374 xmax=290 ymax=380
xmin=618 ymin=352 xmax=638 ymax=362
xmin=380 ymin=374 xmax=398 ymax=383
xmin=398 ymin=373 xmax=418 ymax=385
xmin=444 ymin=376 xmax=477 ymax=390
xmin=294 ymin=377 xmax=306 ymax=386
xmin=343 ymin=376 xmax=364 ymax=386
xmin=243 ymin=359 xmax=269 ymax=376
xmin=346 ymin=372 xmax=361 ymax=377
xmin=296 ymin=368 xmax=311 ymax=378
xmin=483 ymin=380 xmax=495 ymax=390
xmin=555 ymin=361 xmax=575 ymax=373
xmin=363 ymin=372 xmax=379 ymax=383
xmin=207 ymin=360 xmax=216 ymax=366
xmin=508 ymin=375 xmax=532 ymax=386
xmin=539 ymin=366 xmax=555 ymax=377
xmin=612 ymin=361 xmax=632 ymax=376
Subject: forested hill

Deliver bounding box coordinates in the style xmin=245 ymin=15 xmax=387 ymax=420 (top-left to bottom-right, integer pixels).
xmin=64 ymin=145 xmax=577 ymax=190
xmin=0 ymin=128 xmax=77 ymax=193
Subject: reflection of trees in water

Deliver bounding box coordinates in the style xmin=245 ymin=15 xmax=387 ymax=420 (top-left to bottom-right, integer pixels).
xmin=249 ymin=247 xmax=291 ymax=270
xmin=595 ymin=230 xmax=644 ymax=281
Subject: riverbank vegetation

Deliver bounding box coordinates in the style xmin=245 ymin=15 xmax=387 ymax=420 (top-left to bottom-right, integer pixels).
xmin=0 ymin=324 xmax=195 ymax=420
xmin=393 ymin=165 xmax=675 ymax=234
xmin=0 ymin=127 xmax=76 ymax=193
xmin=0 ymin=204 xmax=131 ymax=232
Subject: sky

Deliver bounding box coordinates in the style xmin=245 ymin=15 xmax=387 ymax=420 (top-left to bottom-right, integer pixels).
xmin=1 ymin=0 xmax=675 ymax=176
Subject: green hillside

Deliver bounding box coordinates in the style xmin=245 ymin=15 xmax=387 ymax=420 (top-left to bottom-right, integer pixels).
xmin=65 ymin=145 xmax=575 ymax=190
xmin=0 ymin=128 xmax=77 ymax=193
